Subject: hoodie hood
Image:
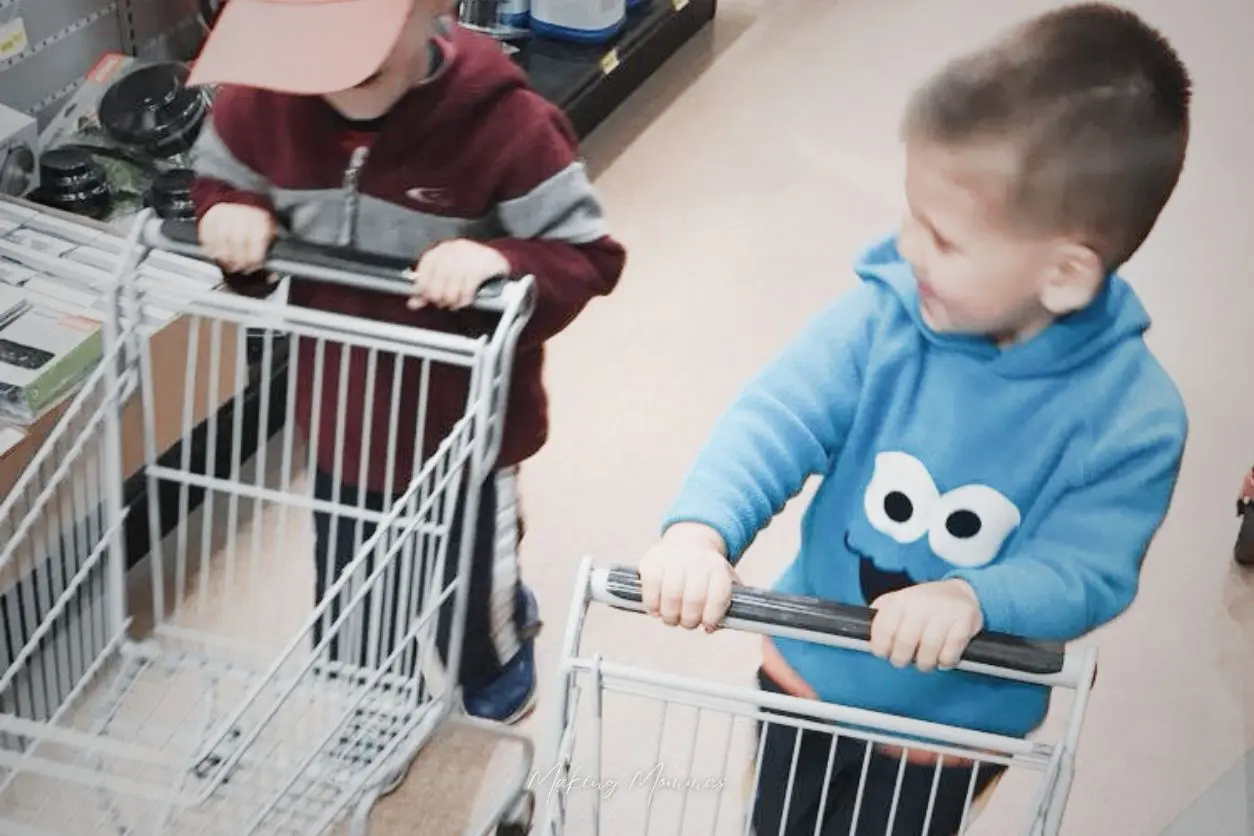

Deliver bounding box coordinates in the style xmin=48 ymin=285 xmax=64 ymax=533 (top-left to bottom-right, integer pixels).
xmin=852 ymin=233 xmax=1151 ymax=379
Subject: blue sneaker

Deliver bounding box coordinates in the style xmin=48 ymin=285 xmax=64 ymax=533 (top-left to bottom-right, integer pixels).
xmin=515 ymin=581 xmax=543 ymax=641
xmin=462 ymin=585 xmax=541 ymax=724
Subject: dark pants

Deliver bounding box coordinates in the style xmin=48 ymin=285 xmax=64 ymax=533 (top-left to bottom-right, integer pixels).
xmin=310 ymin=466 xmax=522 ymax=693
xmin=752 ymin=669 xmax=1007 ymax=836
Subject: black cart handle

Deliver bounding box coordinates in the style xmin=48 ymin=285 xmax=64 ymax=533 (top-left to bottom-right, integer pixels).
xmin=141 ymin=218 xmax=514 ymax=311
xmin=589 ymin=566 xmax=1085 ymax=688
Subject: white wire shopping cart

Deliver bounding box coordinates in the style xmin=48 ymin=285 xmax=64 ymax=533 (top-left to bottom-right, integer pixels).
xmin=0 ymin=208 xmax=537 ymax=835
xmin=538 ymin=559 xmax=1099 ymax=836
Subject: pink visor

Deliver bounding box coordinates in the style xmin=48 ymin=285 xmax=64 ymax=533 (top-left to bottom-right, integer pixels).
xmin=186 ymin=0 xmax=415 ymax=94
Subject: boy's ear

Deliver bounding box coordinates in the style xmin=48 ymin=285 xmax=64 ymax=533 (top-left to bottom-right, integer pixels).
xmin=1039 ymin=242 xmax=1105 ymax=316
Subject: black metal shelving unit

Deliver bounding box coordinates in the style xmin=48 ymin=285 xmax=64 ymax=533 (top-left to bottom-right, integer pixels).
xmin=521 ymin=0 xmax=718 ymax=138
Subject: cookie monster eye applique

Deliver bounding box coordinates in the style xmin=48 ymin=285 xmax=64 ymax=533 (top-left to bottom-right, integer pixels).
xmin=863 ymin=452 xmax=1022 ymax=568
xmin=928 ymin=484 xmax=1021 ymax=567
xmin=863 ymin=451 xmax=940 ymax=544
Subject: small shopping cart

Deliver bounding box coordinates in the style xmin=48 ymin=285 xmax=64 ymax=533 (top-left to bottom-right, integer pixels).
xmin=0 ymin=208 xmax=536 ymax=835
xmin=538 ymin=559 xmax=1099 ymax=836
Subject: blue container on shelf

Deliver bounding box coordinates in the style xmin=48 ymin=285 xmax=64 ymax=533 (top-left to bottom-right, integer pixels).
xmin=531 ymin=0 xmax=627 ymax=44
xmin=499 ymin=0 xmax=529 ymax=26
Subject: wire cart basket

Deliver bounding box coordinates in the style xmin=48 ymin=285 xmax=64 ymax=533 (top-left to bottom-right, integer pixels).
xmin=0 ymin=209 xmax=537 ymax=835
xmin=538 ymin=559 xmax=1099 ymax=836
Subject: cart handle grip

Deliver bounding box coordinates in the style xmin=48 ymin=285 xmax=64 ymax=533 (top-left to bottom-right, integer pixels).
xmin=141 ymin=218 xmax=517 ymax=313
xmin=590 ymin=566 xmax=1082 ymax=686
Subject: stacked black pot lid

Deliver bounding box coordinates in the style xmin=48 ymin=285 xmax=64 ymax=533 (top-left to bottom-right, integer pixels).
xmin=98 ymin=62 xmax=208 ymax=160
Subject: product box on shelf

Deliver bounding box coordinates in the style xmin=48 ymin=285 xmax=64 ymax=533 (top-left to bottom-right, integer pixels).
xmin=0 ymin=298 xmax=102 ymax=425
xmin=38 ymin=53 xmax=143 ymax=153
xmin=0 ymin=103 xmax=39 ymax=199
xmin=0 ymin=196 xmax=226 ymax=426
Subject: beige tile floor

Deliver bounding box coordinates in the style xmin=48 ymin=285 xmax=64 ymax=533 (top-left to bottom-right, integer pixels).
xmin=7 ymin=1 xmax=1249 ymax=834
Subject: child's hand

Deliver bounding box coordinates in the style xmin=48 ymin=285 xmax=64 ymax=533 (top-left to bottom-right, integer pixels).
xmin=408 ymin=240 xmax=510 ymax=310
xmin=639 ymin=523 xmax=739 ymax=632
xmin=198 ymin=203 xmax=277 ymax=274
xmin=868 ymin=579 xmax=983 ymax=672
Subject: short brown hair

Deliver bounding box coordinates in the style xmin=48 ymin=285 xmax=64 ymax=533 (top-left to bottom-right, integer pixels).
xmin=902 ymin=3 xmax=1191 ymax=270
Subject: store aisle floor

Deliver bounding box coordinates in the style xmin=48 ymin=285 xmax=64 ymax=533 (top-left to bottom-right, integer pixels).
xmin=368 ymin=1 xmax=1254 ymax=833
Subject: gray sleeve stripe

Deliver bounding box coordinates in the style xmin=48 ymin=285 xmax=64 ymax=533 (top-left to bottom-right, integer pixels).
xmin=190 ymin=121 xmax=271 ymax=195
xmin=496 ymin=161 xmax=608 ymax=245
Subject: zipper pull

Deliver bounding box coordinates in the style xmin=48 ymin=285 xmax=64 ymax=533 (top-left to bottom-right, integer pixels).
xmin=344 ymin=145 xmax=370 ymax=190
xmin=341 ymin=145 xmax=371 ymax=247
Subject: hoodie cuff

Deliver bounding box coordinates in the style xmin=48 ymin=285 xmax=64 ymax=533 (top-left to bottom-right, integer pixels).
xmin=191 ymin=184 xmax=275 ymax=223
xmin=944 ymin=567 xmax=1013 ymax=635
xmin=661 ymin=506 xmax=748 ymax=565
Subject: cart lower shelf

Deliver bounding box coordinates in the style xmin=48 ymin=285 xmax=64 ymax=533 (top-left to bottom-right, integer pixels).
xmin=0 ymin=633 xmax=439 ymax=835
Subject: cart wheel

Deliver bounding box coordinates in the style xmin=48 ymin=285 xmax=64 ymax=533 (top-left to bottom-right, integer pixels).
xmin=495 ymin=789 xmax=534 ymax=835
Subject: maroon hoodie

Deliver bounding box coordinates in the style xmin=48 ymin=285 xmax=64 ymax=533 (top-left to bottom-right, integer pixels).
xmin=190 ymin=25 xmax=626 ymax=495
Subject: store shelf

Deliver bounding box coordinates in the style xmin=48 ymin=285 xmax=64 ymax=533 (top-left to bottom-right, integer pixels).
xmin=516 ymin=0 xmax=717 ymax=138
xmin=0 ymin=0 xmax=127 ymax=125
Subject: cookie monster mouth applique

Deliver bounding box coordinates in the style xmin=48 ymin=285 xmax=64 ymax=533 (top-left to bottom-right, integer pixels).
xmin=846 ymin=451 xmax=1024 ymax=605
xmin=844 ymin=531 xmax=916 ymax=604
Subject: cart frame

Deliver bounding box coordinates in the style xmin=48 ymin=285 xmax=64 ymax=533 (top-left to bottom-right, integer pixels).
xmin=538 ymin=558 xmax=1099 ymax=836
xmin=0 ymin=208 xmax=537 ymax=835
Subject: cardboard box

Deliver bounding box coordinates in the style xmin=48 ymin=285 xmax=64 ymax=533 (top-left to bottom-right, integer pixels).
xmin=0 ymin=301 xmax=102 ymax=424
xmin=38 ymin=53 xmax=142 ymax=153
xmin=0 ymin=102 xmax=39 ymax=199
xmin=0 ymin=193 xmax=227 ymax=430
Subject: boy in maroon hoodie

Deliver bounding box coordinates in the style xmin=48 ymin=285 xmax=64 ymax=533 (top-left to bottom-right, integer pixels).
xmin=186 ymin=0 xmax=626 ymax=738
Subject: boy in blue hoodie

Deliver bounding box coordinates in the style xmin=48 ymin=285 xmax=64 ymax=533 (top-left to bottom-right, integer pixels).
xmin=638 ymin=4 xmax=1190 ymax=834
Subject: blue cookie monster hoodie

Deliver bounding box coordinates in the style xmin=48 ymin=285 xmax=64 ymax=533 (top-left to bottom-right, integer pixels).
xmin=662 ymin=233 xmax=1187 ymax=739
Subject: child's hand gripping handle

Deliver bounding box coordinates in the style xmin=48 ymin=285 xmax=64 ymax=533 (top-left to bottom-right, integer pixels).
xmin=142 ymin=218 xmax=523 ymax=313
xmin=590 ymin=565 xmax=1090 ymax=689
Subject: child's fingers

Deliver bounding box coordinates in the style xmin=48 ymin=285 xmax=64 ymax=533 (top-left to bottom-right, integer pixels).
xmin=937 ymin=623 xmax=973 ymax=670
xmin=701 ymin=570 xmax=733 ymax=632
xmin=868 ymin=599 xmax=902 ymax=659
xmin=914 ymin=620 xmax=951 ymax=672
xmin=888 ymin=611 xmax=925 ymax=669
xmin=215 ymin=219 xmax=268 ymax=273
xmin=679 ymin=569 xmax=709 ymax=629
xmin=425 ymin=270 xmax=479 ymax=309
xmin=222 ymin=237 xmax=254 ymax=273
xmin=406 ymin=264 xmax=427 ymax=308
xmin=243 ymin=227 xmax=271 ymax=271
xmin=200 ymin=225 xmax=237 ymax=271
xmin=199 ymin=205 xmax=274 ymax=274
xmin=639 ymin=547 xmax=667 ymax=616
xmin=407 ymin=264 xmax=438 ymax=309
xmin=425 ymin=276 xmax=451 ymax=307
xmin=640 ymin=567 xmax=661 ymax=615
xmin=408 ymin=249 xmax=443 ymax=308
xmin=422 ymin=268 xmax=447 ymax=305
xmin=455 ymin=272 xmax=481 ymax=309
xmin=657 ymin=566 xmax=687 ymax=627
